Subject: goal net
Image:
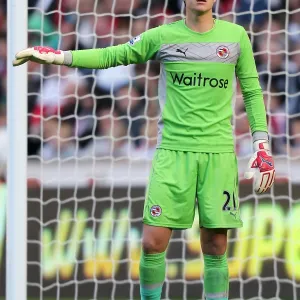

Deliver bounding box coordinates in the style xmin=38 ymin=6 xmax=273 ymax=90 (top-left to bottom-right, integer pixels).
xmin=20 ymin=0 xmax=300 ymax=299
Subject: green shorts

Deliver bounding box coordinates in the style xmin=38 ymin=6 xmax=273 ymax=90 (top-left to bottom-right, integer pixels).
xmin=143 ymin=149 xmax=243 ymax=229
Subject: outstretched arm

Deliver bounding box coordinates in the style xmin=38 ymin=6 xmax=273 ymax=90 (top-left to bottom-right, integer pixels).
xmin=13 ymin=27 xmax=161 ymax=68
xmin=236 ymin=28 xmax=275 ymax=193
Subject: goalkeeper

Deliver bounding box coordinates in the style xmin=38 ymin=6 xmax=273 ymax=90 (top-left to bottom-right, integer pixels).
xmin=13 ymin=0 xmax=275 ymax=299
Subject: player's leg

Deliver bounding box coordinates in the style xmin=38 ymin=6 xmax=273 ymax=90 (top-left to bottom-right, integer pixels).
xmin=200 ymin=228 xmax=229 ymax=300
xmin=140 ymin=225 xmax=172 ymax=300
xmin=140 ymin=149 xmax=198 ymax=300
xmin=197 ymin=152 xmax=243 ymax=300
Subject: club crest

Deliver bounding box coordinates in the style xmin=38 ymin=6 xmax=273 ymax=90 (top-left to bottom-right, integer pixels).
xmin=150 ymin=205 xmax=162 ymax=217
xmin=217 ymin=46 xmax=230 ymax=59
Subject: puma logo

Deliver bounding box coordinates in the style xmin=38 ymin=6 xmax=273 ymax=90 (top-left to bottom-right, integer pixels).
xmin=230 ymin=211 xmax=237 ymax=219
xmin=176 ymin=48 xmax=188 ymax=57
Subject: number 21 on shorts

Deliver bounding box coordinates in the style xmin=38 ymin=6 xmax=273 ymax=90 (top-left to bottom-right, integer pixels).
xmin=222 ymin=191 xmax=237 ymax=211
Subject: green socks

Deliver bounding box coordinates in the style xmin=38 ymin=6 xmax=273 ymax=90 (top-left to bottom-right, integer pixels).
xmin=139 ymin=251 xmax=228 ymax=300
xmin=139 ymin=251 xmax=166 ymax=300
xmin=203 ymin=253 xmax=229 ymax=300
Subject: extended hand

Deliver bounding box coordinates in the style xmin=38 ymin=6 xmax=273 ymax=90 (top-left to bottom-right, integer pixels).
xmin=13 ymin=46 xmax=65 ymax=66
xmin=244 ymin=140 xmax=275 ymax=193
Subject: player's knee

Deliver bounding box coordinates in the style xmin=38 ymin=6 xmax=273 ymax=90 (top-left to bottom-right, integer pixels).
xmin=202 ymin=241 xmax=227 ymax=256
xmin=142 ymin=225 xmax=171 ymax=254
xmin=201 ymin=228 xmax=228 ymax=256
xmin=142 ymin=236 xmax=167 ymax=254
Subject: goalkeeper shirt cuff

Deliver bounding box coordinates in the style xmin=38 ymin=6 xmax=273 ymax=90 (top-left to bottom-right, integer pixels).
xmin=63 ymin=51 xmax=73 ymax=66
xmin=252 ymin=131 xmax=269 ymax=142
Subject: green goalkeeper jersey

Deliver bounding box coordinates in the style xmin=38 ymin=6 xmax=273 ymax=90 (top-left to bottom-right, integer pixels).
xmin=71 ymin=19 xmax=267 ymax=152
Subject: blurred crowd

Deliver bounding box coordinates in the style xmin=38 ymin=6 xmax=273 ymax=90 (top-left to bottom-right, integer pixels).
xmin=0 ymin=0 xmax=299 ymax=161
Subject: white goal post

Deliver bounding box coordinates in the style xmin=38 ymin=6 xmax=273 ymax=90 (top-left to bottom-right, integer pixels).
xmin=7 ymin=0 xmax=28 ymax=300
xmin=6 ymin=0 xmax=300 ymax=300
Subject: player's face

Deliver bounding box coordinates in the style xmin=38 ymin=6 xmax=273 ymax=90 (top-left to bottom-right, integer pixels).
xmin=185 ymin=0 xmax=216 ymax=14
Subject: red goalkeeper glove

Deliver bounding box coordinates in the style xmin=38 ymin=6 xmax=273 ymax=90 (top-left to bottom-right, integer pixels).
xmin=244 ymin=140 xmax=275 ymax=193
xmin=12 ymin=46 xmax=71 ymax=67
